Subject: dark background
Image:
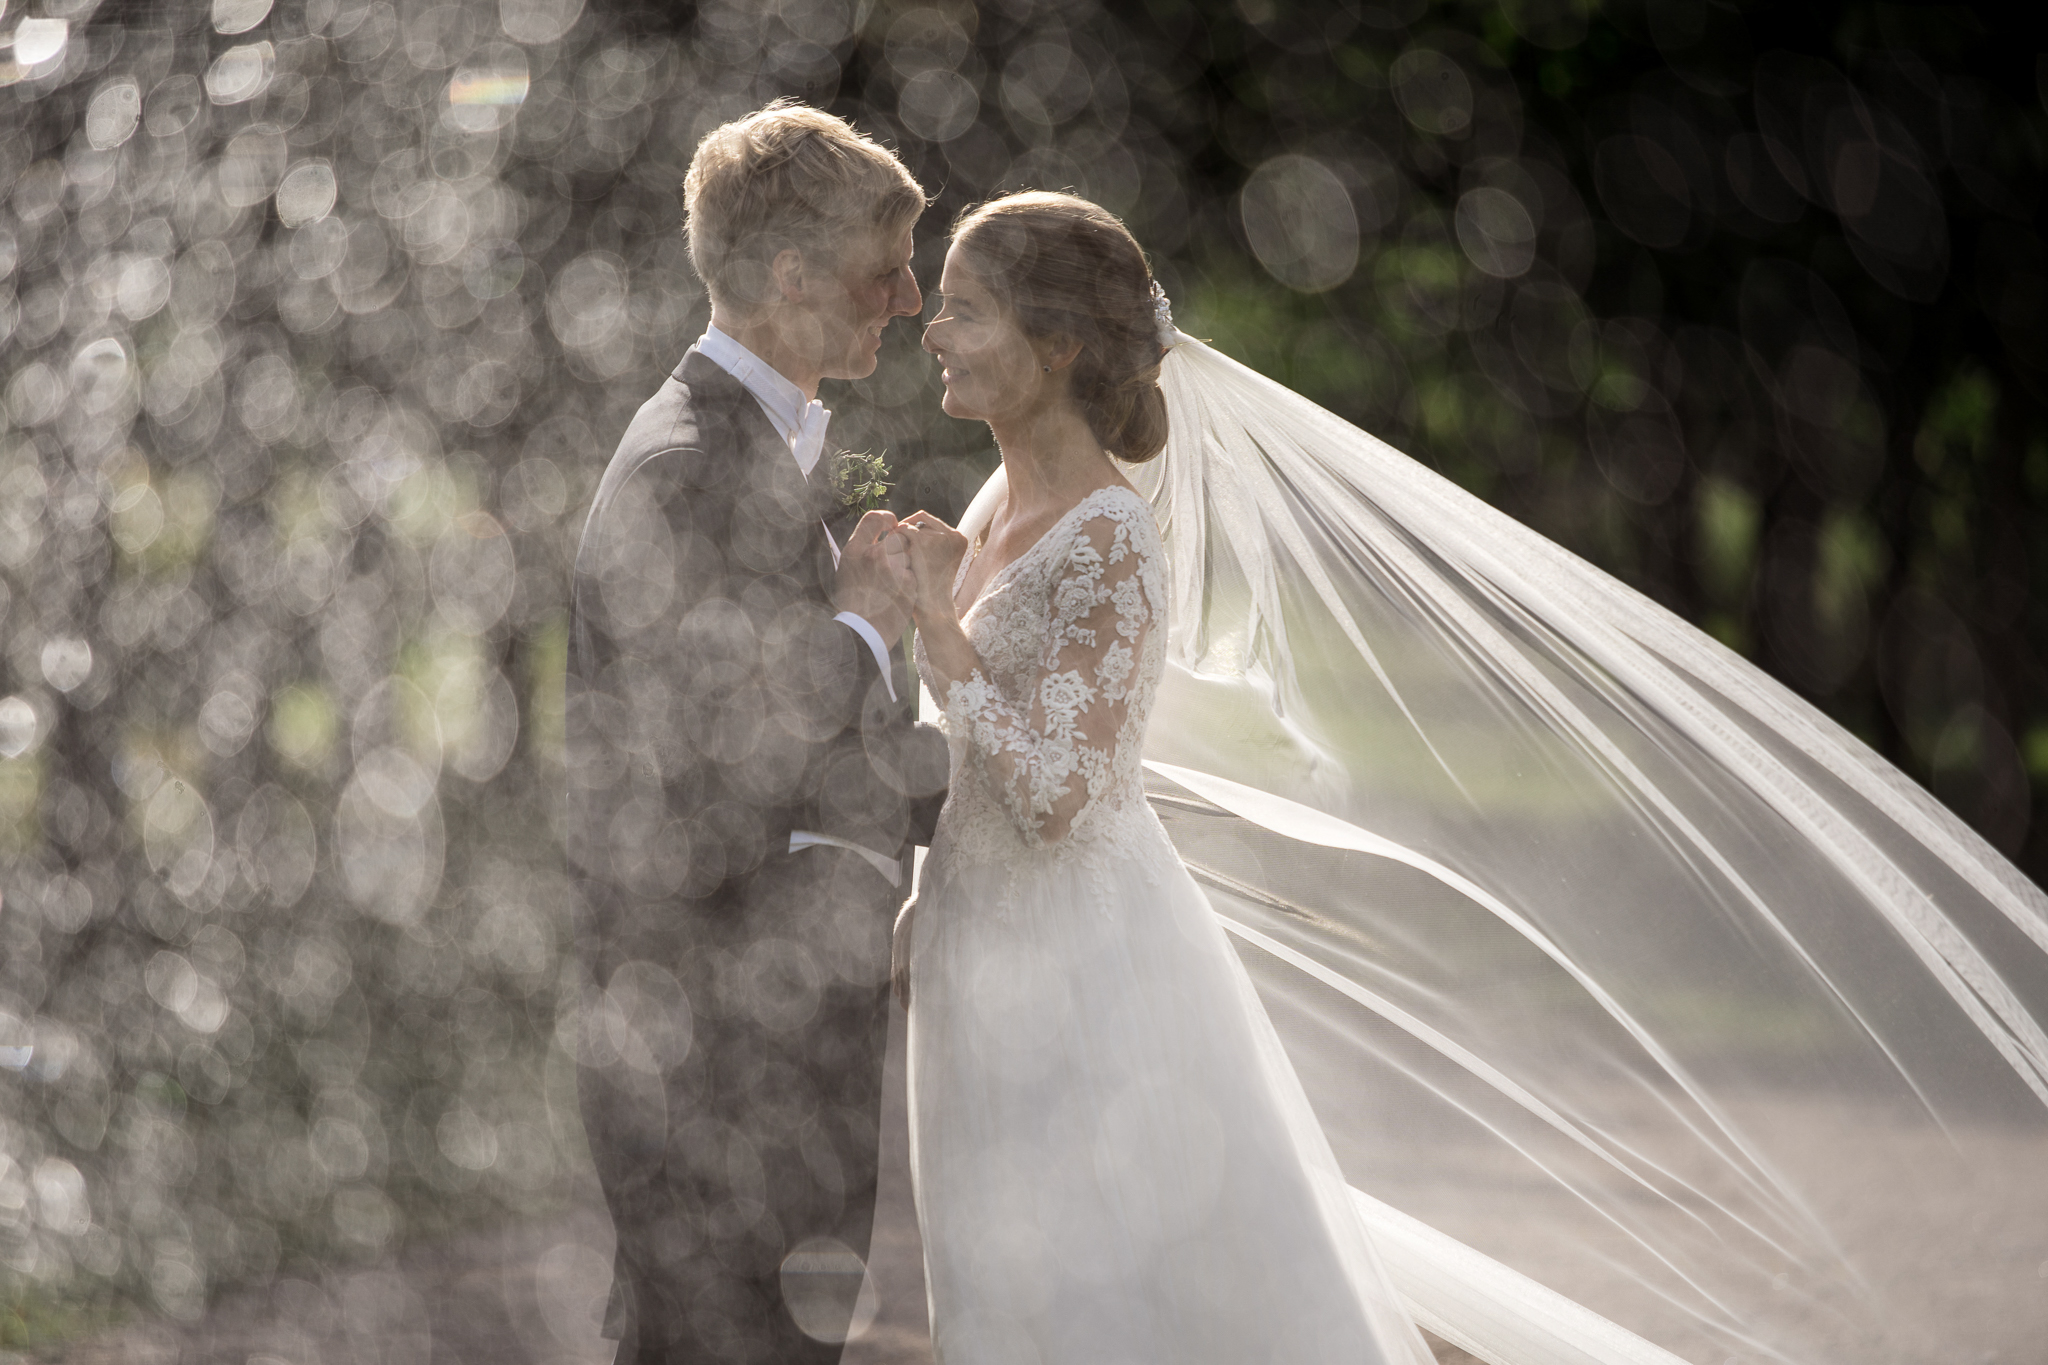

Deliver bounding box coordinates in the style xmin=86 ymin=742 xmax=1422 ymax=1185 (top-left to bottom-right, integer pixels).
xmin=1 ymin=0 xmax=2044 ymax=1345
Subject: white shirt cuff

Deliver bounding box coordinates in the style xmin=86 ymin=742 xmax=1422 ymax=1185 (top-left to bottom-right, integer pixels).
xmin=833 ymin=611 xmax=897 ymax=703
xmin=788 ymin=831 xmax=903 ymax=888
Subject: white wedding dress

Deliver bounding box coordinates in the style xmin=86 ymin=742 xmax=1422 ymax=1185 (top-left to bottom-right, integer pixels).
xmin=902 ymin=332 xmax=2048 ymax=1365
xmin=906 ymin=485 xmax=1432 ymax=1365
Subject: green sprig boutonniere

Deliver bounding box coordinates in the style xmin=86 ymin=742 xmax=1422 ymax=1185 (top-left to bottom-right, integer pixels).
xmin=829 ymin=449 xmax=892 ymax=516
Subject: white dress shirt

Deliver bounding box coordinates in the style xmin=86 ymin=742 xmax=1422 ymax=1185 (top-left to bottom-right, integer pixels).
xmin=694 ymin=327 xmax=904 ymax=887
xmin=696 ymin=325 xmax=831 ymax=475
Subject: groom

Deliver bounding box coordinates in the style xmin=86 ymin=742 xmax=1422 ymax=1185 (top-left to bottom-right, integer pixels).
xmin=564 ymin=102 xmax=946 ymax=1364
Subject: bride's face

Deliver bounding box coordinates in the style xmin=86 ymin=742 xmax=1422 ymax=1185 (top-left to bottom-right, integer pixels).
xmin=922 ymin=245 xmax=1050 ymax=425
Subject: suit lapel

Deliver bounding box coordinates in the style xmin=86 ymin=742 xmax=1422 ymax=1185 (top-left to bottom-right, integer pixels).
xmin=677 ymin=348 xmax=839 ymax=601
xmin=676 ymin=350 xmax=914 ymax=715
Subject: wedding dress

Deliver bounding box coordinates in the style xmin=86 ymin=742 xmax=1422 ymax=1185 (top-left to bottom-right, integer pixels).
xmin=911 ymin=331 xmax=2048 ymax=1365
xmin=907 ymin=485 xmax=1433 ymax=1365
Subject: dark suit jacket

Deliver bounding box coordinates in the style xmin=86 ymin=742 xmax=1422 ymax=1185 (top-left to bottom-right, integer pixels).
xmin=565 ymin=347 xmax=947 ymax=938
xmin=562 ymin=347 xmax=949 ymax=1359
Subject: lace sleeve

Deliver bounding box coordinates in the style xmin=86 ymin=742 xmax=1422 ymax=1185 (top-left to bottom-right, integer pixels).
xmin=942 ymin=508 xmax=1156 ymax=847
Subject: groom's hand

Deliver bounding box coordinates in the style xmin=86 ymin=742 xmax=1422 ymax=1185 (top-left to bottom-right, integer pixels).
xmin=834 ymin=509 xmax=913 ymax=641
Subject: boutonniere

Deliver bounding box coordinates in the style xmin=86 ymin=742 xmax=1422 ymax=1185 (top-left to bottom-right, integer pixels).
xmin=829 ymin=449 xmax=892 ymax=516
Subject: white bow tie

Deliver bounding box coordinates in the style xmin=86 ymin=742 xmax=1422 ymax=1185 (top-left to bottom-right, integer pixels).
xmin=792 ymin=399 xmax=831 ymax=477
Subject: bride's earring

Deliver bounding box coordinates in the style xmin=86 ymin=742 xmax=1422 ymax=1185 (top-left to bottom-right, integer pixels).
xmin=1042 ymin=365 xmax=1051 ymax=372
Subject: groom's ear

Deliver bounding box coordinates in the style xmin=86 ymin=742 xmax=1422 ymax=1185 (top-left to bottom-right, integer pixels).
xmin=769 ymin=246 xmax=808 ymax=303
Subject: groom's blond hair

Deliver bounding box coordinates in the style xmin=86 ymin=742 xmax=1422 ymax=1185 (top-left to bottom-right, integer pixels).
xmin=684 ymin=101 xmax=927 ymax=312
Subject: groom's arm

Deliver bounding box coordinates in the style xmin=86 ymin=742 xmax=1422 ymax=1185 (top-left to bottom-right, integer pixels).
xmin=577 ymin=420 xmax=941 ymax=907
xmin=637 ymin=436 xmax=934 ymax=868
xmin=570 ymin=425 xmax=843 ymax=897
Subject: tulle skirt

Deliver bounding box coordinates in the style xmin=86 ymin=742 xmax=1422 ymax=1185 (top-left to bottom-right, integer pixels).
xmin=904 ymin=816 xmax=1428 ymax=1365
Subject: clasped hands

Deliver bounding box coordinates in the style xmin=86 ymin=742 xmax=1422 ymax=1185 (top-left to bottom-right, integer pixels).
xmin=832 ymin=509 xmax=970 ymax=641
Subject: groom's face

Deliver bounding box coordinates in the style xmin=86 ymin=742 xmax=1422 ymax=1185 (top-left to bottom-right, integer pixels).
xmin=803 ymin=225 xmax=922 ymax=382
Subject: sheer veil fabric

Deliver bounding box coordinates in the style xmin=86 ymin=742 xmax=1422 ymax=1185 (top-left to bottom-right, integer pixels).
xmin=946 ymin=334 xmax=2048 ymax=1365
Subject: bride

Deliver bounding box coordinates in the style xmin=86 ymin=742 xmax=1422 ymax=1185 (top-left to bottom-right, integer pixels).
xmin=890 ymin=193 xmax=2048 ymax=1364
xmin=890 ymin=191 xmax=1431 ymax=1364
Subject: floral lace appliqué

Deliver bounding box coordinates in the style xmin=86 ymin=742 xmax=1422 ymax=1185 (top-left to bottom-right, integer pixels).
xmin=918 ymin=488 xmax=1168 ymax=885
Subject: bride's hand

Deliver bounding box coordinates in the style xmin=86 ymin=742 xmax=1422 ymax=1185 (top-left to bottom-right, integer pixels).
xmin=897 ymin=512 xmax=970 ymax=628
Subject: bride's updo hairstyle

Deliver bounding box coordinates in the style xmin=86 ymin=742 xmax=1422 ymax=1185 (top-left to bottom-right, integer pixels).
xmin=950 ymin=191 xmax=1169 ymax=463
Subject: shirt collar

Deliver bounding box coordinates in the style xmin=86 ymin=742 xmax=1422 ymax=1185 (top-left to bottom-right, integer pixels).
xmin=697 ymin=326 xmax=813 ymax=449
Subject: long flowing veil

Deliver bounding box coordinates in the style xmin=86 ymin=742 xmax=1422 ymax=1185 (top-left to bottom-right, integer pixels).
xmin=950 ymin=335 xmax=2048 ymax=1364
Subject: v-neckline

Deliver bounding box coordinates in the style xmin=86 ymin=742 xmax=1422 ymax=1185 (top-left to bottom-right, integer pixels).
xmin=953 ymin=486 xmax=1140 ymax=618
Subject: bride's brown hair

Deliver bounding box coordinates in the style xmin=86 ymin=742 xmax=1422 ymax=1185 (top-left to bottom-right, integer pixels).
xmin=950 ymin=191 xmax=1170 ymax=463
